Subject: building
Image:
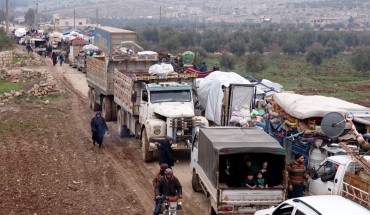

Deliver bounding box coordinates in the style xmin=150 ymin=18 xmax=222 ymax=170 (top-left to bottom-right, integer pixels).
xmin=53 ymin=16 xmax=91 ymax=29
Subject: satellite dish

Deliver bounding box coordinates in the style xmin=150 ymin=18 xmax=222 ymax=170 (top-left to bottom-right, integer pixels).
xmin=321 ymin=112 xmax=346 ymax=138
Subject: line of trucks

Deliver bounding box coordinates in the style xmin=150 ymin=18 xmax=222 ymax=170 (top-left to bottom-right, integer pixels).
xmin=85 ymin=26 xmax=369 ymax=214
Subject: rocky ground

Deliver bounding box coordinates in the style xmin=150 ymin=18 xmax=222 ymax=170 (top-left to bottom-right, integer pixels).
xmin=0 ymin=47 xmax=208 ymax=214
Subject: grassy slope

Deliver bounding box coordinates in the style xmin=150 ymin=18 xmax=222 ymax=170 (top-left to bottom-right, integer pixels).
xmin=0 ymin=79 xmax=22 ymax=94
xmin=208 ymin=53 xmax=370 ymax=107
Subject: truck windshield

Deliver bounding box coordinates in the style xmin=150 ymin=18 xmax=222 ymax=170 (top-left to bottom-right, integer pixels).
xmin=150 ymin=90 xmax=191 ymax=103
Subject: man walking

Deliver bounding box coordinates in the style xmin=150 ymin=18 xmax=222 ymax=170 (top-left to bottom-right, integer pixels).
xmin=157 ymin=137 xmax=179 ymax=168
xmin=90 ymin=111 xmax=109 ymax=148
xmin=287 ymin=153 xmax=310 ymax=198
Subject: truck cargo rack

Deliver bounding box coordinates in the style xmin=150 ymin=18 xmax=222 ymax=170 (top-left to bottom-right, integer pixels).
xmin=133 ymin=73 xmax=198 ymax=82
xmin=341 ymin=173 xmax=370 ymax=208
xmin=339 ymin=142 xmax=370 ymax=173
xmin=110 ymin=53 xmax=158 ymax=62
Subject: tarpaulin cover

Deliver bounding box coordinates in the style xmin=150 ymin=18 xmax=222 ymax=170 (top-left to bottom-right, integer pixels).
xmin=14 ymin=28 xmax=27 ymax=37
xmin=197 ymin=71 xmax=264 ymax=125
xmin=273 ymin=93 xmax=370 ymax=124
xmin=198 ymin=127 xmax=285 ymax=186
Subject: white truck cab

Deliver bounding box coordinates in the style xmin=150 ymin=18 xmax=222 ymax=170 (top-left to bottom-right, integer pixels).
xmin=307 ymin=155 xmax=370 ymax=208
xmin=140 ymin=81 xmax=207 ymax=149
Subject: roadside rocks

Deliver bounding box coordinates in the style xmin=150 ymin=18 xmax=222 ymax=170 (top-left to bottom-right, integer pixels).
xmin=27 ymin=81 xmax=57 ymax=97
xmin=0 ymin=68 xmax=59 ymax=104
xmin=11 ymin=50 xmax=45 ymax=67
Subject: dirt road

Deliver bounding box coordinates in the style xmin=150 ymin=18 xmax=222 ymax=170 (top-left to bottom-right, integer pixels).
xmin=0 ymin=56 xmax=208 ymax=214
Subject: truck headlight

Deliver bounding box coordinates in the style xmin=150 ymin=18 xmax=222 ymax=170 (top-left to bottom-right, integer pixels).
xmin=176 ymin=130 xmax=182 ymax=136
xmin=154 ymin=129 xmax=161 ymax=135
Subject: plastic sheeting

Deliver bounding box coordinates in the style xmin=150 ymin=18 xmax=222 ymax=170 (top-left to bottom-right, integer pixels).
xmin=14 ymin=28 xmax=27 ymax=37
xmin=148 ymin=63 xmax=174 ymax=75
xmin=273 ymin=93 xmax=370 ymax=120
xmin=197 ymin=71 xmax=264 ymax=125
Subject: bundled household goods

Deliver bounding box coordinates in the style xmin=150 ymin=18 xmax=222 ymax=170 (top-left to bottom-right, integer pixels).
xmin=266 ymin=92 xmax=370 ymax=165
xmin=196 ymin=71 xmax=265 ymax=126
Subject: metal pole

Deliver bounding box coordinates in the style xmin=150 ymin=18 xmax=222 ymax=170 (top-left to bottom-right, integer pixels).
xmin=35 ymin=2 xmax=38 ymax=29
xmin=96 ymin=8 xmax=98 ymax=26
xmin=73 ymin=9 xmax=75 ymax=29
xmin=5 ymin=0 xmax=9 ymax=34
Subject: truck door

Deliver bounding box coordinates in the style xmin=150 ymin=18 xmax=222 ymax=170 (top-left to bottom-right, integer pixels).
xmin=308 ymin=161 xmax=340 ymax=195
xmin=190 ymin=134 xmax=199 ymax=170
xmin=139 ymin=90 xmax=149 ymax=124
xmin=332 ymin=161 xmax=358 ymax=194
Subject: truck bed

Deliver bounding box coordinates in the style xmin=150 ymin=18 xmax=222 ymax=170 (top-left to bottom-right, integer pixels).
xmin=341 ymin=171 xmax=370 ymax=208
xmin=86 ymin=56 xmax=114 ymax=95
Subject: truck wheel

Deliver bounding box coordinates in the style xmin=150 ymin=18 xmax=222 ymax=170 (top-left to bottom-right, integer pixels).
xmin=111 ymin=100 xmax=117 ymax=121
xmin=88 ymin=88 xmax=93 ymax=109
xmin=91 ymin=90 xmax=100 ymax=111
xmin=192 ymin=171 xmax=202 ymax=192
xmin=141 ymin=129 xmax=153 ymax=162
xmin=117 ymin=109 xmax=125 ymax=137
xmin=102 ymin=96 xmax=112 ymax=121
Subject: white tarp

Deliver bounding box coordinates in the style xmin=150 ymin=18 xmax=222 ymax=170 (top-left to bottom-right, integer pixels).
xmin=273 ymin=93 xmax=370 ymax=122
xmin=197 ymin=71 xmax=264 ymax=125
xmin=253 ymin=79 xmax=283 ymax=97
xmin=14 ymin=28 xmax=27 ymax=37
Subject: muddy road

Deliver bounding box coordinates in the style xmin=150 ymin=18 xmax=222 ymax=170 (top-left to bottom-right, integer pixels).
xmin=0 ymin=57 xmax=208 ymax=214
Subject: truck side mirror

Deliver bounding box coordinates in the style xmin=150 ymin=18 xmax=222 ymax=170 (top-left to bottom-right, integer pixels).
xmin=142 ymin=90 xmax=148 ymax=102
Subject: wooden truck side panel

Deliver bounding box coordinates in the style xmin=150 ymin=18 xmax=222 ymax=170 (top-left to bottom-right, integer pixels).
xmin=86 ymin=56 xmax=111 ymax=94
xmin=87 ymin=56 xmax=141 ymax=96
xmin=342 ymin=171 xmax=370 ymax=209
xmin=114 ymin=70 xmax=144 ymax=116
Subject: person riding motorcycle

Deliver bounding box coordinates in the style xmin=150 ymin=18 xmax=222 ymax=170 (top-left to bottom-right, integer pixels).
xmin=153 ymin=168 xmax=182 ymax=215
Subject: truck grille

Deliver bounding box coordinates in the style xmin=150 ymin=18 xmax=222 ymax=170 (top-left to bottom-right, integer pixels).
xmin=170 ymin=117 xmax=202 ymax=142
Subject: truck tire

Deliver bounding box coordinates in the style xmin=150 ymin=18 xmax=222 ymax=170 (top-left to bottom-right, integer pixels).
xmin=91 ymin=90 xmax=100 ymax=111
xmin=111 ymin=100 xmax=117 ymax=121
xmin=102 ymin=96 xmax=112 ymax=121
xmin=141 ymin=129 xmax=153 ymax=162
xmin=88 ymin=88 xmax=93 ymax=109
xmin=117 ymin=109 xmax=125 ymax=137
xmin=192 ymin=171 xmax=203 ymax=192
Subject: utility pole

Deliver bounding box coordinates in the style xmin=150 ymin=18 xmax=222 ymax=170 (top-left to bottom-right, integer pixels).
xmin=96 ymin=8 xmax=98 ymax=26
xmin=73 ymin=9 xmax=76 ymax=29
xmin=34 ymin=1 xmax=39 ymax=29
xmin=5 ymin=0 xmax=9 ymax=34
xmin=159 ymin=6 xmax=162 ymax=24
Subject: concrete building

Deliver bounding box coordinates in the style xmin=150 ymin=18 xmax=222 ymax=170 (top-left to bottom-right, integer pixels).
xmin=53 ymin=16 xmax=90 ymax=29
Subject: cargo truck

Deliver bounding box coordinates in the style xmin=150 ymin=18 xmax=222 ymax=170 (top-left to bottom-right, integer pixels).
xmin=86 ymin=26 xmax=137 ymax=120
xmin=191 ymin=127 xmax=287 ymax=214
xmin=114 ymin=66 xmax=208 ymax=162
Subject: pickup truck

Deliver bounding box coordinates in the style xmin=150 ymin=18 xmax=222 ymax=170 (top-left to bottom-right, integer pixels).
xmin=191 ymin=127 xmax=287 ymax=214
xmin=307 ymin=155 xmax=370 ymax=209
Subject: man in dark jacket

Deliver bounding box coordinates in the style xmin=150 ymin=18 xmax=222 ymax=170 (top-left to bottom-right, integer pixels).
xmin=153 ymin=168 xmax=182 ymax=215
xmin=157 ymin=137 xmax=178 ymax=167
xmin=90 ymin=111 xmax=109 ymax=148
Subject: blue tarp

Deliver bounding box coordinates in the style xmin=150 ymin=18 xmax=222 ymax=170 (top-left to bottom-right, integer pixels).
xmin=63 ymin=29 xmax=82 ymax=35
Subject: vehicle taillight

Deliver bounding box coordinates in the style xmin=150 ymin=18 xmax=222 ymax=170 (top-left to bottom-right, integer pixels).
xmin=219 ymin=205 xmax=234 ymax=212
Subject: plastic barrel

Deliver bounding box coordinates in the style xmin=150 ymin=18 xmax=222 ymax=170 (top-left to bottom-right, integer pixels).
xmin=309 ymin=148 xmax=326 ymax=169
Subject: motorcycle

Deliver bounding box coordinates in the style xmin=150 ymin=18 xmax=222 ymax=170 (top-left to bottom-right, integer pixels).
xmin=160 ymin=196 xmax=182 ymax=215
